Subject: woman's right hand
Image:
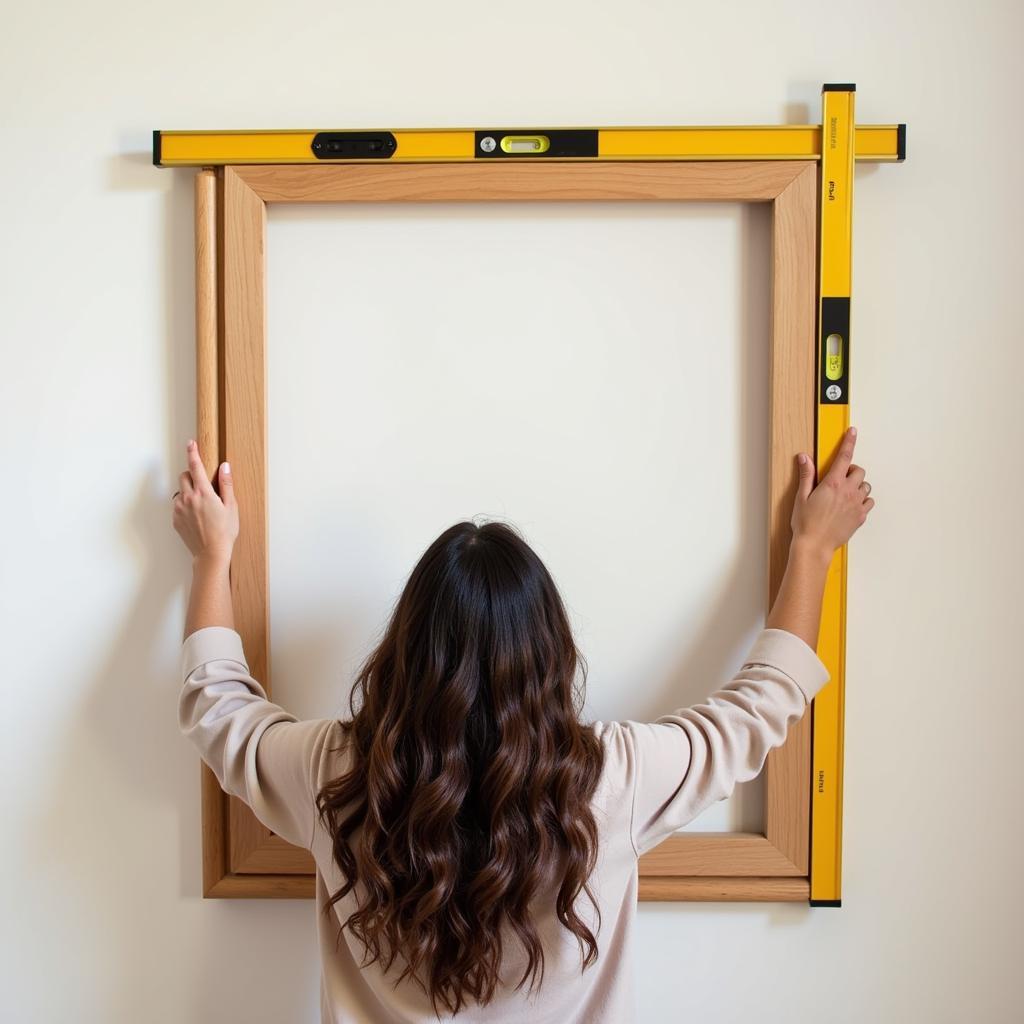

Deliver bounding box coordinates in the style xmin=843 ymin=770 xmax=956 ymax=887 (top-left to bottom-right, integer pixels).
xmin=792 ymin=427 xmax=875 ymax=559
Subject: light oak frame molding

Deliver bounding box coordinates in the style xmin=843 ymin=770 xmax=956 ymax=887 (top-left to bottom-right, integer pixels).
xmin=193 ymin=160 xmax=819 ymax=900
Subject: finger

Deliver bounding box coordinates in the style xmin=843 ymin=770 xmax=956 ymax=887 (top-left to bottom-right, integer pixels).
xmin=847 ymin=463 xmax=866 ymax=487
xmin=795 ymin=452 xmax=815 ymax=500
xmin=218 ymin=461 xmax=236 ymax=506
xmin=827 ymin=427 xmax=857 ymax=481
xmin=863 ymin=497 xmax=875 ymax=514
xmin=186 ymin=439 xmax=215 ymax=495
xmin=858 ymin=480 xmax=872 ymax=497
xmin=179 ymin=470 xmax=195 ymax=496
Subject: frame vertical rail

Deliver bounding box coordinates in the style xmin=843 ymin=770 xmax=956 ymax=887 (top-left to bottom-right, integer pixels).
xmin=810 ymin=84 xmax=856 ymax=906
xmin=764 ymin=164 xmax=818 ymax=874
xmin=221 ymin=167 xmax=274 ymax=874
xmin=194 ymin=167 xmax=228 ymax=894
xmin=195 ymin=169 xmax=220 ymax=481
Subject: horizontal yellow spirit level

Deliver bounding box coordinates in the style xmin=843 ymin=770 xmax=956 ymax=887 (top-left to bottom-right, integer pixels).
xmin=152 ymin=123 xmax=905 ymax=166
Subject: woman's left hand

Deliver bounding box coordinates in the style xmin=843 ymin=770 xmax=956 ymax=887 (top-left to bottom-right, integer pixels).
xmin=172 ymin=440 xmax=239 ymax=564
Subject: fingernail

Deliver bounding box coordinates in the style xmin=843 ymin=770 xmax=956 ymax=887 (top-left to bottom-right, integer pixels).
xmin=797 ymin=453 xmax=807 ymax=464
xmin=187 ymin=439 xmax=195 ymax=449
xmin=222 ymin=461 xmax=230 ymax=475
xmin=850 ymin=427 xmax=857 ymax=437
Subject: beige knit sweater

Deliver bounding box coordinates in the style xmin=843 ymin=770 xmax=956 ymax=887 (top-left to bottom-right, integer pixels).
xmin=179 ymin=625 xmax=830 ymax=1023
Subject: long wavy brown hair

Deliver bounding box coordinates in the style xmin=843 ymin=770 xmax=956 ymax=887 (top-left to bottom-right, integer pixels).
xmin=315 ymin=519 xmax=607 ymax=1016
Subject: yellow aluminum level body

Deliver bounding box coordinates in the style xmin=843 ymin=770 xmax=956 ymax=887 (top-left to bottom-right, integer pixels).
xmin=154 ymin=124 xmax=904 ymax=165
xmin=812 ymin=86 xmax=856 ymax=907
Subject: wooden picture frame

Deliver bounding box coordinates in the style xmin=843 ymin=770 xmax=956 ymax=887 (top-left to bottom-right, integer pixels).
xmin=193 ymin=159 xmax=818 ymax=900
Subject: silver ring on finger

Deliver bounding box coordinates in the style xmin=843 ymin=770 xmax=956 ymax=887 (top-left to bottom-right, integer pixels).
xmin=860 ymin=482 xmax=871 ymax=496
xmin=172 ymin=491 xmax=181 ymax=500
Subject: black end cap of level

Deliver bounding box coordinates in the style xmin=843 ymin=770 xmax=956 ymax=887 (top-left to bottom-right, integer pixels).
xmin=152 ymin=130 xmax=162 ymax=167
xmin=809 ymin=899 xmax=842 ymax=907
xmin=897 ymin=123 xmax=907 ymax=161
xmin=822 ymin=83 xmax=856 ymax=92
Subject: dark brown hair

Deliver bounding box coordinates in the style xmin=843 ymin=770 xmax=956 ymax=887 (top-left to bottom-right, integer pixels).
xmin=315 ymin=519 xmax=606 ymax=1016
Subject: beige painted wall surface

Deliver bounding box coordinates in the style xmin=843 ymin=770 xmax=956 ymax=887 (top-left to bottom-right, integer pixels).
xmin=2 ymin=1 xmax=1020 ymax=1021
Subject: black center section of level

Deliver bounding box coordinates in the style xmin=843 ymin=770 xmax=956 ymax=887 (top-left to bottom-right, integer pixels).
xmin=474 ymin=129 xmax=598 ymax=158
xmin=819 ymin=297 xmax=851 ymax=406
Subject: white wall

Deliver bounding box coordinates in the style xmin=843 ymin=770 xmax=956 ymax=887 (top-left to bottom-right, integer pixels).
xmin=2 ymin=1 xmax=1020 ymax=1021
xmin=266 ymin=199 xmax=774 ymax=834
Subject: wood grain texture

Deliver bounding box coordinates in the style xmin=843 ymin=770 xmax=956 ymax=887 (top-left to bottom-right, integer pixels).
xmin=762 ymin=163 xmax=818 ymax=874
xmin=202 ymin=158 xmax=821 ymax=901
xmin=235 ymin=160 xmax=807 ymax=204
xmin=200 ymin=760 xmax=228 ymax=897
xmin=233 ymin=832 xmax=315 ymax=874
xmin=194 ymin=169 xmax=231 ymax=896
xmin=223 ymin=165 xmax=269 ymax=693
xmin=639 ymin=833 xmax=804 ymax=877
xmin=205 ymin=872 xmax=315 ymax=899
xmin=194 ymin=169 xmax=219 ymax=482
xmin=638 ymin=875 xmax=809 ymax=902
xmin=221 ymin=166 xmax=276 ymax=874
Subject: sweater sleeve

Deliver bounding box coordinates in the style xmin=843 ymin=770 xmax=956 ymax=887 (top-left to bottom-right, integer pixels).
xmin=178 ymin=626 xmax=338 ymax=850
xmin=621 ymin=627 xmax=831 ymax=857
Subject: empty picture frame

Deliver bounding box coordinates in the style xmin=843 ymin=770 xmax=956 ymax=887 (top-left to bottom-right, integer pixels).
xmin=192 ymin=159 xmax=817 ymax=900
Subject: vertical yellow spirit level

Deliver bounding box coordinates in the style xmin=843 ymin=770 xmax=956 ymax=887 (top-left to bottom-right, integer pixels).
xmin=811 ymin=84 xmax=855 ymax=906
